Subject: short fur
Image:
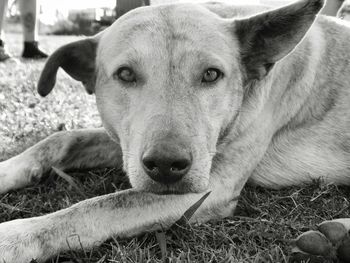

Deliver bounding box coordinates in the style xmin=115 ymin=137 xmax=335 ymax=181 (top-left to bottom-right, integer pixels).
xmin=1 ymin=0 xmax=350 ymax=262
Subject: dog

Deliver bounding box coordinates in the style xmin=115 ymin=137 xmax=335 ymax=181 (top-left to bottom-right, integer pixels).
xmin=0 ymin=0 xmax=350 ymax=261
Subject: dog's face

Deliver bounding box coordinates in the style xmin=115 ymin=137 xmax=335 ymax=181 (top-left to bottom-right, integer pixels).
xmin=37 ymin=0 xmax=324 ymax=194
xmin=95 ymin=4 xmax=243 ymax=194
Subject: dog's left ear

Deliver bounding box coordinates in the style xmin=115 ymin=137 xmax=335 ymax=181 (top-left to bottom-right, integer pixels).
xmin=37 ymin=37 xmax=99 ymax=97
xmin=234 ymin=0 xmax=324 ymax=82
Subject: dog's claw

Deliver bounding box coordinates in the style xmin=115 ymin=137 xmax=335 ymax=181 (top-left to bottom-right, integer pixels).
xmin=290 ymin=221 xmax=350 ymax=263
xmin=29 ymin=167 xmax=43 ymax=184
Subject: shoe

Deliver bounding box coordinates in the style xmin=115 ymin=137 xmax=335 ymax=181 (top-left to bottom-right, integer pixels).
xmin=0 ymin=40 xmax=11 ymax=62
xmin=22 ymin=41 xmax=48 ymax=59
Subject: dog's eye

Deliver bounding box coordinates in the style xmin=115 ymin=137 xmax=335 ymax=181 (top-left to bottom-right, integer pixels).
xmin=202 ymin=68 xmax=223 ymax=83
xmin=115 ymin=67 xmax=136 ymax=83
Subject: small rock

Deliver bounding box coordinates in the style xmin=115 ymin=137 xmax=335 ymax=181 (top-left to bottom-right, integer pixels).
xmin=57 ymin=123 xmax=66 ymax=131
xmin=28 ymin=103 xmax=36 ymax=108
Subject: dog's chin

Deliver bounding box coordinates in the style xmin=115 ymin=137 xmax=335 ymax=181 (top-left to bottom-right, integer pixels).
xmin=137 ymin=181 xmax=208 ymax=195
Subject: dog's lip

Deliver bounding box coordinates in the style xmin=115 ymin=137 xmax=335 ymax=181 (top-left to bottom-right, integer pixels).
xmin=156 ymin=190 xmax=185 ymax=195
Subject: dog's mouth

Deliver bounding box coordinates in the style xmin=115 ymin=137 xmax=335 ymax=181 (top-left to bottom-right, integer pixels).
xmin=144 ymin=180 xmax=209 ymax=195
xmin=156 ymin=189 xmax=185 ymax=195
xmin=146 ymin=183 xmax=192 ymax=195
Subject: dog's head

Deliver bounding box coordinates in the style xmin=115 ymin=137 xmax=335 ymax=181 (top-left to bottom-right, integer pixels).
xmin=38 ymin=0 xmax=324 ymax=194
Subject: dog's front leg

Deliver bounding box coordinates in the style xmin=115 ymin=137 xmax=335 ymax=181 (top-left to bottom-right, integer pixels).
xmin=0 ymin=122 xmax=274 ymax=262
xmin=195 ymin=120 xmax=276 ymax=221
xmin=0 ymin=131 xmax=266 ymax=262
xmin=0 ymin=128 xmax=122 ymax=193
xmin=0 ymin=190 xmax=204 ymax=263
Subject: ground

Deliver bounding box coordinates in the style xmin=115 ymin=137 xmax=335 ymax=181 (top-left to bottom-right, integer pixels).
xmin=0 ymin=33 xmax=349 ymax=263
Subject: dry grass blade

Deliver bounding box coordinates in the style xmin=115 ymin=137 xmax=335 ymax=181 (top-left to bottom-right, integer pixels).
xmin=173 ymin=191 xmax=211 ymax=227
xmin=52 ymin=167 xmax=87 ymax=198
xmin=153 ymin=192 xmax=211 ymax=262
xmin=155 ymin=230 xmax=167 ymax=262
xmin=0 ymin=202 xmax=31 ymax=213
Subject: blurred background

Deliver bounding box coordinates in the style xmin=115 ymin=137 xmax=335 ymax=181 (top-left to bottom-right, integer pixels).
xmin=4 ymin=0 xmax=342 ymax=36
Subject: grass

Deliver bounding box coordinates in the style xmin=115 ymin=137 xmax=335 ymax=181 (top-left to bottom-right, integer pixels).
xmin=0 ymin=33 xmax=349 ymax=263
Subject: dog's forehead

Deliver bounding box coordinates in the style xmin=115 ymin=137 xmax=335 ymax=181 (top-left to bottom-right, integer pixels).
xmin=98 ymin=3 xmax=233 ymax=74
xmin=109 ymin=3 xmax=224 ymax=37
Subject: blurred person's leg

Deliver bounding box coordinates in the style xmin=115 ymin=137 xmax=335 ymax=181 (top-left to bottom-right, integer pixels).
xmin=0 ymin=0 xmax=7 ymax=40
xmin=0 ymin=0 xmax=11 ymax=61
xmin=19 ymin=0 xmax=48 ymax=58
xmin=321 ymin=0 xmax=345 ymax=16
xmin=116 ymin=0 xmax=150 ymax=19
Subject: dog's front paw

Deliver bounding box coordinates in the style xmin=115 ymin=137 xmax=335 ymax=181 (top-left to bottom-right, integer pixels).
xmin=290 ymin=220 xmax=350 ymax=263
xmin=0 ymin=218 xmax=47 ymax=263
xmin=0 ymin=157 xmax=44 ymax=194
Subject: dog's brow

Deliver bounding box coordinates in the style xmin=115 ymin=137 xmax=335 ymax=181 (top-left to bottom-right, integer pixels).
xmin=102 ymin=50 xmax=144 ymax=77
xmin=185 ymin=50 xmax=228 ymax=66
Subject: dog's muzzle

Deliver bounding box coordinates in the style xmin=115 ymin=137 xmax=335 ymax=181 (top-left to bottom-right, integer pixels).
xmin=141 ymin=137 xmax=192 ymax=185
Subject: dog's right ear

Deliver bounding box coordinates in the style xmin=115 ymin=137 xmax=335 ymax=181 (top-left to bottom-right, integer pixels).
xmin=37 ymin=38 xmax=98 ymax=97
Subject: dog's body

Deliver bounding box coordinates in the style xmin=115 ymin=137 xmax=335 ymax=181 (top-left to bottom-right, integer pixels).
xmin=1 ymin=0 xmax=350 ymax=261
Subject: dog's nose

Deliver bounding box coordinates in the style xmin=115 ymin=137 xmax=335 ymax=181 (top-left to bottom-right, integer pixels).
xmin=142 ymin=144 xmax=192 ymax=184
